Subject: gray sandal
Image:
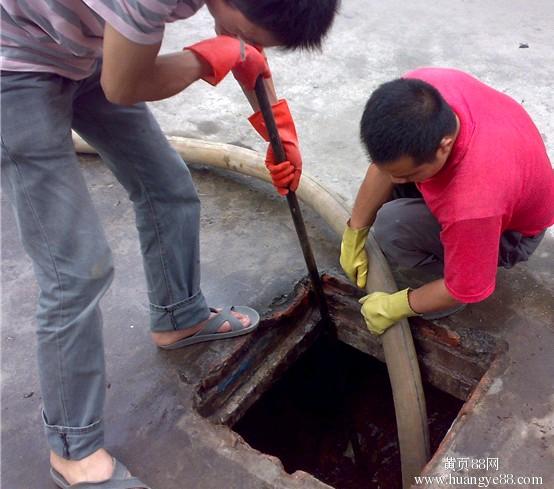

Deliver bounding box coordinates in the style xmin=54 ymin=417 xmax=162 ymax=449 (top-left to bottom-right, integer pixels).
xmin=159 ymin=306 xmax=260 ymax=350
xmin=50 ymin=458 xmax=150 ymax=488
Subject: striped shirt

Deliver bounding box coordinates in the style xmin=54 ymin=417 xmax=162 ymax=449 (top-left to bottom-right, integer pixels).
xmin=1 ymin=0 xmax=205 ymax=80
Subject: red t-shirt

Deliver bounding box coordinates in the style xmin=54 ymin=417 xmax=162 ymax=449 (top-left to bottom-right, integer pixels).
xmin=404 ymin=68 xmax=554 ymax=303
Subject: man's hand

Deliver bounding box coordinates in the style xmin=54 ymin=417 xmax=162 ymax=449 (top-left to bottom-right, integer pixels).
xmin=185 ymin=36 xmax=270 ymax=89
xmin=359 ymin=288 xmax=419 ymax=335
xmin=340 ymin=222 xmax=370 ymax=288
xmin=248 ymin=100 xmax=302 ymax=195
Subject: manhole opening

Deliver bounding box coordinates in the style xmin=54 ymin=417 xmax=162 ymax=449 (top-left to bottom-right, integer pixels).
xmin=233 ymin=335 xmax=463 ymax=489
xmin=193 ymin=276 xmax=505 ymax=488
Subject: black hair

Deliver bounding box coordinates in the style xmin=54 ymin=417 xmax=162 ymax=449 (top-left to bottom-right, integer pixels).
xmin=360 ymin=78 xmax=457 ymax=165
xmin=229 ymin=0 xmax=340 ymax=50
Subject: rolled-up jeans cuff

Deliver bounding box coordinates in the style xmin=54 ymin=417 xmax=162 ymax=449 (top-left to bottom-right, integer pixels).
xmin=150 ymin=290 xmax=210 ymax=332
xmin=43 ymin=410 xmax=104 ymax=460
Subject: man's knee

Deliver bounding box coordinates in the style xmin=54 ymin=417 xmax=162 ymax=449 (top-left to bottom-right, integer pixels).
xmin=373 ymin=199 xmax=411 ymax=251
xmin=166 ymin=162 xmax=200 ymax=205
xmin=132 ymin=152 xmax=200 ymax=208
xmin=87 ymin=246 xmax=114 ymax=284
xmin=54 ymin=242 xmax=114 ymax=295
xmin=373 ymin=198 xmax=442 ymax=268
xmin=35 ymin=244 xmax=114 ymax=336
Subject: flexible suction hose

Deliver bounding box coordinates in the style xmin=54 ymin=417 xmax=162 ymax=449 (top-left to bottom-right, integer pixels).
xmin=73 ymin=133 xmax=430 ymax=488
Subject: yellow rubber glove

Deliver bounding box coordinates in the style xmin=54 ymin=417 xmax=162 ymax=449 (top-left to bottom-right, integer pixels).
xmin=340 ymin=222 xmax=370 ymax=288
xmin=359 ymin=288 xmax=419 ymax=335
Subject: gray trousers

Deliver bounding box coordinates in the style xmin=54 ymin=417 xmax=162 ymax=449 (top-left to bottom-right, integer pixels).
xmin=373 ymin=194 xmax=545 ymax=276
xmin=1 ymin=67 xmax=210 ymax=459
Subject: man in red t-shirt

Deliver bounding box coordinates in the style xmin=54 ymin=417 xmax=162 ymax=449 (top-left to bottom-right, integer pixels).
xmin=340 ymin=67 xmax=554 ymax=335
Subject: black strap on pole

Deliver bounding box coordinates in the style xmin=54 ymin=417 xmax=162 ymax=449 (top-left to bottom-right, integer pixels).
xmin=253 ymin=76 xmax=331 ymax=325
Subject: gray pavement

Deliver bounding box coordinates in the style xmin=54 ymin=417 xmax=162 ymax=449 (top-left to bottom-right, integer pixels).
xmin=2 ymin=1 xmax=554 ymax=488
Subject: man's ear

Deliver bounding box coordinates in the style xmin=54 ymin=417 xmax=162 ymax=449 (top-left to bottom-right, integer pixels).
xmin=435 ymin=134 xmax=456 ymax=161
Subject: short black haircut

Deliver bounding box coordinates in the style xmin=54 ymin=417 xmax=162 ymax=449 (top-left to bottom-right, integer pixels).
xmin=229 ymin=0 xmax=340 ymax=50
xmin=360 ymin=78 xmax=457 ymax=165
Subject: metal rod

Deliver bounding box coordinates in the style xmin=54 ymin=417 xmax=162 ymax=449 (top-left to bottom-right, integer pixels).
xmin=254 ymin=76 xmax=331 ymax=324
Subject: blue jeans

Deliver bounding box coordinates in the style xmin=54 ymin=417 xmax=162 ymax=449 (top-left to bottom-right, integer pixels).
xmin=1 ymin=67 xmax=210 ymax=459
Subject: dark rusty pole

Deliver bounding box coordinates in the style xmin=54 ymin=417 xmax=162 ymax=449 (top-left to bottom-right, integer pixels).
xmin=254 ymin=77 xmax=331 ymax=325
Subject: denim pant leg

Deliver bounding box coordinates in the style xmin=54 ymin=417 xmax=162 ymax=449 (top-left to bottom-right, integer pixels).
xmin=72 ymin=69 xmax=209 ymax=332
xmin=1 ymin=72 xmax=112 ymax=459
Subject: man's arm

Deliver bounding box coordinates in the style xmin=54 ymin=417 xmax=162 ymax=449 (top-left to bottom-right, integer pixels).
xmin=101 ymin=24 xmax=211 ymax=105
xmin=350 ymin=163 xmax=395 ymax=228
xmin=360 ymin=217 xmax=501 ymax=335
xmin=408 ymin=216 xmax=502 ymax=315
xmin=408 ymin=278 xmax=461 ymax=314
xmin=339 ymin=164 xmax=394 ymax=288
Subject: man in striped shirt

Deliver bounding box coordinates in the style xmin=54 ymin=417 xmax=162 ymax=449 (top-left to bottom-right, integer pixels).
xmin=1 ymin=1 xmax=340 ymax=486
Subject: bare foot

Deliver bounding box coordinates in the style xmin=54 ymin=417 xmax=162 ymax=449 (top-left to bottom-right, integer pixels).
xmin=151 ymin=308 xmax=251 ymax=347
xmin=50 ymin=448 xmax=116 ymax=485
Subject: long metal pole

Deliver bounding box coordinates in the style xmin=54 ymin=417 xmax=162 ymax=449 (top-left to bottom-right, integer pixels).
xmin=253 ymin=77 xmax=331 ymax=325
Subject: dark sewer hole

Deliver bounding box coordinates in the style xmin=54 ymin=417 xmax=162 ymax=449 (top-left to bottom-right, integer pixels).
xmin=234 ymin=338 xmax=464 ymax=489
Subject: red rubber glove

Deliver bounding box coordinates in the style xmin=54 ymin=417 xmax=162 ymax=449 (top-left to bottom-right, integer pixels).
xmin=185 ymin=36 xmax=270 ymax=90
xmin=249 ymin=100 xmax=302 ymax=196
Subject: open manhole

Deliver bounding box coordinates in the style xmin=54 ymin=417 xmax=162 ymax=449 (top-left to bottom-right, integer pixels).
xmin=235 ymin=337 xmax=462 ymax=488
xmin=193 ymin=274 xmax=507 ymax=488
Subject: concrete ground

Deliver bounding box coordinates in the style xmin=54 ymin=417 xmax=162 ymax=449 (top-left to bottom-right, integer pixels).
xmin=2 ymin=1 xmax=553 ymax=488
